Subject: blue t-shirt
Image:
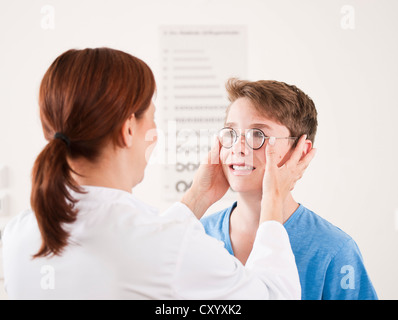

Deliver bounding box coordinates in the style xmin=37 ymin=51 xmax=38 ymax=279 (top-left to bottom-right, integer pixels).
xmin=201 ymin=202 xmax=378 ymax=300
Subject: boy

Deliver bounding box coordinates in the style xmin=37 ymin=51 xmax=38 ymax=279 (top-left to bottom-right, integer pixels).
xmin=201 ymin=79 xmax=377 ymax=300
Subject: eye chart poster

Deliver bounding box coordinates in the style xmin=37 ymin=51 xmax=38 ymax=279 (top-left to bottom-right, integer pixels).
xmin=159 ymin=25 xmax=247 ymax=202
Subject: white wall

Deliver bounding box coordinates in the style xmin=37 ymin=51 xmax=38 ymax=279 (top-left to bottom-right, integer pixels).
xmin=0 ymin=0 xmax=397 ymax=299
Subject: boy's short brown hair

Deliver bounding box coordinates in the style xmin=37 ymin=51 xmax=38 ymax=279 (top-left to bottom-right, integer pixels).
xmin=225 ymin=78 xmax=318 ymax=146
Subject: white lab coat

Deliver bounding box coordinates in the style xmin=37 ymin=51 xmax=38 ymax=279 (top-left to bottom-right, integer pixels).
xmin=2 ymin=186 xmax=300 ymax=299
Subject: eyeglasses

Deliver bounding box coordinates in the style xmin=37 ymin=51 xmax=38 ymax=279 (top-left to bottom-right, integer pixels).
xmin=218 ymin=127 xmax=297 ymax=150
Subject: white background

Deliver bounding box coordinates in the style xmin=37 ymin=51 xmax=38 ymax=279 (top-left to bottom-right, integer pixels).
xmin=0 ymin=0 xmax=397 ymax=299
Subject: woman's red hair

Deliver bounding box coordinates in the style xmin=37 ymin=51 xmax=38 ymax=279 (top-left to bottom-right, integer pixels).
xmin=31 ymin=48 xmax=156 ymax=258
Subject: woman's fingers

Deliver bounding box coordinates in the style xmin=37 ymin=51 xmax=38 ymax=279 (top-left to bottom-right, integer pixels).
xmin=207 ymin=135 xmax=222 ymax=165
xmin=266 ymin=134 xmax=317 ymax=191
xmin=265 ymin=136 xmax=277 ymax=172
xmin=284 ymin=134 xmax=308 ymax=168
xmin=290 ymin=147 xmax=317 ymax=189
xmin=202 ymin=135 xmax=221 ymax=165
xmin=298 ymin=147 xmax=317 ymax=172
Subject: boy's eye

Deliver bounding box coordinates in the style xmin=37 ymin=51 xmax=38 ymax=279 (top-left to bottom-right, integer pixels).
xmin=251 ymin=130 xmax=265 ymax=138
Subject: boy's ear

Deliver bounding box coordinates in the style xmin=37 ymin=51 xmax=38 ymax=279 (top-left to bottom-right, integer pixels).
xmin=301 ymin=139 xmax=313 ymax=160
xmin=121 ymin=114 xmax=136 ymax=148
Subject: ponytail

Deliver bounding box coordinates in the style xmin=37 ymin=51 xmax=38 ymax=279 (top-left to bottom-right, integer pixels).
xmin=31 ymin=138 xmax=81 ymax=258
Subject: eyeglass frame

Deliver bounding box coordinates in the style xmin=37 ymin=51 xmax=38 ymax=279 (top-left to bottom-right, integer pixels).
xmin=218 ymin=127 xmax=298 ymax=150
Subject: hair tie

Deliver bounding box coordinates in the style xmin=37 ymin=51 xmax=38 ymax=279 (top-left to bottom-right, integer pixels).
xmin=54 ymin=132 xmax=71 ymax=148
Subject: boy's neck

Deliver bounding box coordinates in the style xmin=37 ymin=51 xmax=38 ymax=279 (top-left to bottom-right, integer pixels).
xmin=232 ymin=192 xmax=299 ymax=231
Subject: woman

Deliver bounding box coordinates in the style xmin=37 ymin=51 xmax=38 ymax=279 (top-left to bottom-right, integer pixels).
xmin=2 ymin=48 xmax=315 ymax=299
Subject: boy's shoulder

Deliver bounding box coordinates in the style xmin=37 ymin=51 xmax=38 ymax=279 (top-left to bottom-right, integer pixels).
xmin=299 ymin=205 xmax=351 ymax=237
xmin=287 ymin=205 xmax=356 ymax=256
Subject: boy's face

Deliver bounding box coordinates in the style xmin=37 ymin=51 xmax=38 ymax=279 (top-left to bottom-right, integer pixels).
xmin=220 ymin=97 xmax=295 ymax=194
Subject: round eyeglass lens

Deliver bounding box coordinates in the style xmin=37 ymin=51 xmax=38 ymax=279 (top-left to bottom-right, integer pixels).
xmin=218 ymin=128 xmax=236 ymax=148
xmin=246 ymin=129 xmax=265 ymax=149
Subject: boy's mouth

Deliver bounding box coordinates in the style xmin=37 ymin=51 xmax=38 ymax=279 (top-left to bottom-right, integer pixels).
xmin=229 ymin=163 xmax=256 ymax=175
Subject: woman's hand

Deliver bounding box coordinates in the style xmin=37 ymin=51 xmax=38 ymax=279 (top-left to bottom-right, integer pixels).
xmin=260 ymin=135 xmax=317 ymax=224
xmin=181 ymin=137 xmax=229 ymax=219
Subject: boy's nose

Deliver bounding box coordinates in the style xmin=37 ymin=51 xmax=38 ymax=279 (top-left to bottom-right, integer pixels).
xmin=231 ymin=135 xmax=249 ymax=156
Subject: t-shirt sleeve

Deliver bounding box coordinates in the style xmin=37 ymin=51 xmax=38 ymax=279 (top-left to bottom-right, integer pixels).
xmin=322 ymin=238 xmax=378 ymax=300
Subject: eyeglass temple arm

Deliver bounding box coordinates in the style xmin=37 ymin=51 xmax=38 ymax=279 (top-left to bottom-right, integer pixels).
xmin=266 ymin=137 xmax=298 ymax=140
